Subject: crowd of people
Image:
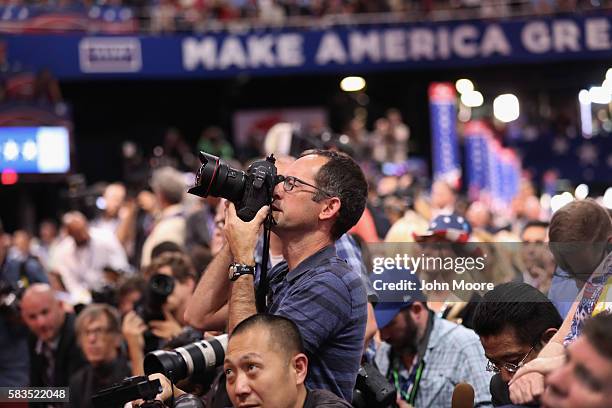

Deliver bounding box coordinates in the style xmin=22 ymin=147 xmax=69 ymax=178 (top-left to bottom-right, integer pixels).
xmin=0 ymin=0 xmax=604 ymax=34
xmin=1 ymin=116 xmax=611 ymax=408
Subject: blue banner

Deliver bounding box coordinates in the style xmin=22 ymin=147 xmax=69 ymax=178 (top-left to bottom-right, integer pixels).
xmin=429 ymin=82 xmax=461 ymax=187
xmin=3 ymin=14 xmax=612 ymax=79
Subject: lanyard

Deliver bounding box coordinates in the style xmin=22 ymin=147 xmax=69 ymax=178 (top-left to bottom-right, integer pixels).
xmin=388 ymin=311 xmax=435 ymax=407
xmin=392 ymin=359 xmax=425 ymax=405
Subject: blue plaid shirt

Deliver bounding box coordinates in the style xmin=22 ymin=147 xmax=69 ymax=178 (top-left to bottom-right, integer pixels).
xmin=258 ymin=244 xmax=368 ymax=401
xmin=375 ymin=315 xmax=493 ymax=408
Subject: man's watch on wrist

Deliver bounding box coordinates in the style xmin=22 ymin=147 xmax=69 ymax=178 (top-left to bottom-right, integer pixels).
xmin=229 ymin=263 xmax=256 ymax=281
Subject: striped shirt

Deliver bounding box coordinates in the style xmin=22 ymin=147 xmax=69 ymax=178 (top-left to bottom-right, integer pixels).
xmin=261 ymin=244 xmax=368 ymax=401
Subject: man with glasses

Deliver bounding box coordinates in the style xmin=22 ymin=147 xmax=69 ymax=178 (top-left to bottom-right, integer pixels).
xmin=472 ymin=282 xmax=562 ymax=406
xmin=69 ymin=303 xmax=130 ymax=408
xmin=185 ymin=150 xmax=368 ymax=401
xmin=509 ymin=199 xmax=612 ymax=405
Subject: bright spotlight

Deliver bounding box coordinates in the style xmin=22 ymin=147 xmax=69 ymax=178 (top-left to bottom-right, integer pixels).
xmin=455 ymin=79 xmax=474 ymax=94
xmin=550 ymin=192 xmax=575 ymax=213
xmin=606 ymin=68 xmax=612 ymax=80
xmin=493 ymin=94 xmax=520 ymax=123
xmin=578 ymin=89 xmax=591 ymax=104
xmin=340 ymin=76 xmax=366 ymax=92
xmin=460 ymin=90 xmax=483 ymax=107
xmin=604 ymin=187 xmax=612 ymax=209
xmin=589 ymin=86 xmax=611 ymax=104
xmin=574 ymin=184 xmax=589 ymax=200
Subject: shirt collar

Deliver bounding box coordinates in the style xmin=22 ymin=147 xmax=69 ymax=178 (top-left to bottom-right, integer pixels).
xmin=286 ymin=244 xmax=336 ymax=282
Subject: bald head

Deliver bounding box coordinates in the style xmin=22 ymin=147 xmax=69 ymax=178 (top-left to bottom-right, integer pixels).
xmin=62 ymin=211 xmax=90 ymax=246
xmin=21 ymin=284 xmax=66 ymax=342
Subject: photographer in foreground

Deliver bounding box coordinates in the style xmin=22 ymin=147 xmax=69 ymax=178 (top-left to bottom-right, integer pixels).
xmin=137 ymin=314 xmax=351 ymax=408
xmin=185 ymin=150 xmax=369 ymax=401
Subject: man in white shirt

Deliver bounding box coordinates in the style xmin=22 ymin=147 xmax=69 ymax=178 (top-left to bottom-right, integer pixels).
xmin=51 ymin=211 xmax=129 ymax=304
xmin=141 ymin=166 xmax=187 ymax=267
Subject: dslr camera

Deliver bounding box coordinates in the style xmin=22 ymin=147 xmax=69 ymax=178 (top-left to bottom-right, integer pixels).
xmin=136 ymin=273 xmax=175 ymax=323
xmin=188 ymin=152 xmax=280 ymax=222
xmin=144 ymin=334 xmax=228 ymax=383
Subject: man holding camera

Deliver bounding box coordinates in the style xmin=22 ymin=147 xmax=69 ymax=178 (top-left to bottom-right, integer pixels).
xmin=123 ymin=252 xmax=198 ymax=375
xmin=186 ymin=150 xmax=368 ymax=401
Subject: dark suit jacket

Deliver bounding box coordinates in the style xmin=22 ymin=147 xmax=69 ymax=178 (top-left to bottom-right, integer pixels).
xmin=68 ymin=358 xmax=130 ymax=408
xmin=28 ymin=313 xmax=87 ymax=388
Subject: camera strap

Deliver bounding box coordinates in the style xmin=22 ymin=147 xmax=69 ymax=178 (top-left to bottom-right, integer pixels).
xmin=255 ymin=214 xmax=274 ymax=312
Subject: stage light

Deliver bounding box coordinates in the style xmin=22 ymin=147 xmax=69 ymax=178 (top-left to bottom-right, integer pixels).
xmin=455 ymin=79 xmax=474 ymax=94
xmin=604 ymin=188 xmax=612 ymax=209
xmin=606 ymin=68 xmax=612 ymax=80
xmin=550 ymin=192 xmax=574 ymax=213
xmin=340 ymin=76 xmax=366 ymax=92
xmin=460 ymin=90 xmax=483 ymax=107
xmin=1 ymin=169 xmax=18 ymax=185
xmin=588 ymin=86 xmax=611 ymax=104
xmin=579 ymin=89 xmax=593 ymax=137
xmin=574 ymin=184 xmax=589 ymax=199
xmin=578 ymin=89 xmax=591 ymax=104
xmin=493 ymin=94 xmax=520 ymax=123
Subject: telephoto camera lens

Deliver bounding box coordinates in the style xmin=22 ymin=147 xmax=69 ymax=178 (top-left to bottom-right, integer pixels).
xmin=188 ymin=152 xmax=247 ymax=203
xmin=144 ymin=334 xmax=229 ymax=383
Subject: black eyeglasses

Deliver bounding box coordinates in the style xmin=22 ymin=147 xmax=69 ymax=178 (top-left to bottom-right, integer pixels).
xmin=486 ymin=346 xmax=535 ymax=374
xmin=281 ymin=176 xmax=333 ymax=198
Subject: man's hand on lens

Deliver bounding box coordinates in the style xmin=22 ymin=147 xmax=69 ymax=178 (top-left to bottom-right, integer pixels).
xmin=223 ymin=202 xmax=269 ymax=265
xmin=149 ymin=308 xmax=183 ymax=340
xmin=130 ymin=373 xmax=186 ymax=407
xmin=508 ymin=371 xmax=545 ymax=405
xmin=122 ymin=310 xmax=146 ymax=349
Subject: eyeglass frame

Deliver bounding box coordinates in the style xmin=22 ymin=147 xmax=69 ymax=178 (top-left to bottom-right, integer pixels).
xmin=80 ymin=326 xmax=114 ymax=338
xmin=280 ymin=175 xmax=333 ymax=198
xmin=485 ymin=345 xmax=535 ymax=374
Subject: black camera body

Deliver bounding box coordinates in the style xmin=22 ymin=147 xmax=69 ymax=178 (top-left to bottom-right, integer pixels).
xmin=92 ymin=376 xmax=163 ymax=408
xmin=352 ymin=362 xmax=397 ymax=408
xmin=136 ymin=273 xmax=175 ymax=323
xmin=188 ymin=151 xmax=279 ymax=222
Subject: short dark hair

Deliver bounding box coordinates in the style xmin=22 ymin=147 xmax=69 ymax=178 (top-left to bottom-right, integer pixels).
xmin=75 ymin=303 xmax=121 ymax=337
xmin=147 ymin=252 xmax=196 ymax=284
xmin=521 ymin=220 xmax=549 ymax=235
xmin=583 ymin=313 xmax=612 ymax=360
xmin=151 ymin=241 xmax=184 ymax=260
xmin=472 ymin=282 xmax=562 ymax=346
xmin=301 ymin=150 xmax=367 ymax=240
xmin=231 ymin=314 xmax=304 ymax=359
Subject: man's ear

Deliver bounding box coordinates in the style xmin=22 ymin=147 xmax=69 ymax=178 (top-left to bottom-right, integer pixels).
xmin=540 ymin=328 xmax=558 ymax=346
xmin=293 ymin=353 xmax=309 ymax=385
xmin=319 ymin=197 xmax=341 ymax=221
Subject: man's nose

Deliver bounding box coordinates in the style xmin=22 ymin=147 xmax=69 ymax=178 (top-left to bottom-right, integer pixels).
xmin=500 ymin=368 xmax=514 ymax=383
xmin=234 ymin=372 xmax=252 ymax=397
xmin=273 ymin=182 xmax=283 ymax=200
xmin=545 ymin=363 xmax=570 ymax=398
